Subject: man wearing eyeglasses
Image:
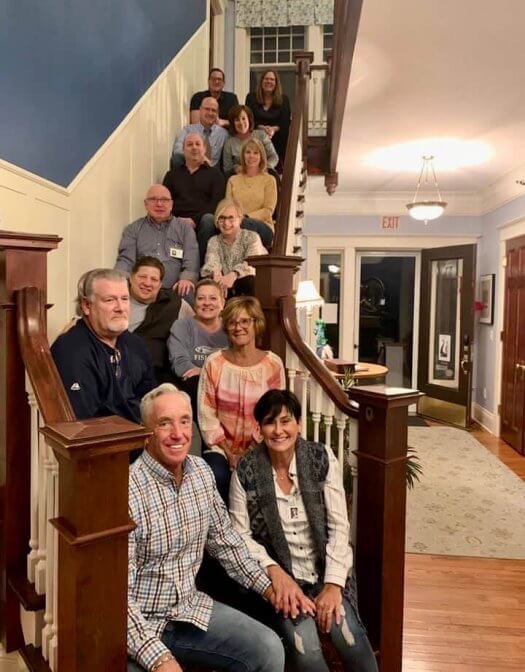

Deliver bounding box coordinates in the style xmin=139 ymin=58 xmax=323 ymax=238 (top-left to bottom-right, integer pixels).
xmin=51 ymin=268 xmax=156 ymax=424
xmin=115 ymin=184 xmax=200 ymax=297
xmin=189 ymin=68 xmax=239 ymax=128
xmin=172 ymin=97 xmax=228 ymax=168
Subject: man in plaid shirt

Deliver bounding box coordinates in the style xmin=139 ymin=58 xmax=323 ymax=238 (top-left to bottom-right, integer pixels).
xmin=127 ymin=383 xmax=285 ymax=672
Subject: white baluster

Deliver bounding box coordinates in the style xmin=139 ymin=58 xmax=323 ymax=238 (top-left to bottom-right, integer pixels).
xmin=35 ymin=415 xmax=47 ymax=595
xmin=288 ymin=368 xmax=297 ymax=395
xmin=48 ymin=456 xmax=59 ymax=671
xmin=41 ymin=442 xmax=56 ymax=661
xmin=335 ymin=410 xmax=347 ymax=468
xmin=322 ymin=395 xmax=335 ymax=453
xmin=309 ymin=380 xmax=323 ymax=443
xmin=300 ymin=370 xmax=309 ymax=417
xmin=348 ymin=417 xmax=359 ymax=548
xmin=26 ymin=378 xmax=40 ymax=583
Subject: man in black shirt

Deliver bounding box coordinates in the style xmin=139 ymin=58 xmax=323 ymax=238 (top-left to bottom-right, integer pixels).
xmin=128 ymin=257 xmax=193 ymax=383
xmin=51 ymin=268 xmax=156 ymax=424
xmin=189 ymin=67 xmax=238 ymax=128
xmin=163 ymin=133 xmax=226 ymax=263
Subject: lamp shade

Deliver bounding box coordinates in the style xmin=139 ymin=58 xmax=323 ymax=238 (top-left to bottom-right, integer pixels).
xmin=406 ymin=200 xmax=447 ymax=222
xmin=295 ymin=280 xmax=324 ymax=311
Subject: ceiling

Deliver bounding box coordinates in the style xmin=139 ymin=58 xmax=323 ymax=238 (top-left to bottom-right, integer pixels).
xmin=319 ymin=0 xmax=525 ymax=211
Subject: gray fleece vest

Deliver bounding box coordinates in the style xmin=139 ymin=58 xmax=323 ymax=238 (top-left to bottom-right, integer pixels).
xmin=236 ymin=438 xmax=329 ymax=579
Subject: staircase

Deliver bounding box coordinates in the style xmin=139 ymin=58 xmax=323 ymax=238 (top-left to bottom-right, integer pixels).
xmin=0 ymin=4 xmax=419 ymax=670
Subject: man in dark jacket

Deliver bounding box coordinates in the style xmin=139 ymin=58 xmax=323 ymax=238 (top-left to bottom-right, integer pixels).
xmin=128 ymin=257 xmax=194 ymax=383
xmin=51 ymin=268 xmax=156 ymax=424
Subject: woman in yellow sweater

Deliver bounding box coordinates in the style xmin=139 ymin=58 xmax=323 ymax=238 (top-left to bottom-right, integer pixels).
xmin=225 ymin=137 xmax=277 ymax=248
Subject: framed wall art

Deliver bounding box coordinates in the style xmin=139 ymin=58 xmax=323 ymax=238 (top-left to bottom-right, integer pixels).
xmin=479 ymin=273 xmax=495 ymax=325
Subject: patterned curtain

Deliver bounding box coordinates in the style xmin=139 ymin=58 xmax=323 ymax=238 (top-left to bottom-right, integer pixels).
xmin=235 ymin=0 xmax=334 ymax=27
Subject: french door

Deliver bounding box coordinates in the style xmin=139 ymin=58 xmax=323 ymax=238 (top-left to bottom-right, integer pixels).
xmin=417 ymin=244 xmax=476 ymax=427
xmin=500 ymin=235 xmax=525 ymax=454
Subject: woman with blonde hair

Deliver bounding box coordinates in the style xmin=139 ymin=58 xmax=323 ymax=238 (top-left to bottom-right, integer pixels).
xmin=198 ymin=296 xmax=285 ymax=499
xmin=245 ymin=70 xmax=291 ymax=166
xmin=225 ymin=138 xmax=277 ymax=248
xmin=201 ymin=199 xmax=267 ymax=298
xmin=222 ymin=104 xmax=279 ymax=176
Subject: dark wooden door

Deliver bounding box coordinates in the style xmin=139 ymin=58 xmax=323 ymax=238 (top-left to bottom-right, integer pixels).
xmin=417 ymin=244 xmax=476 ymax=426
xmin=500 ymin=235 xmax=525 ymax=455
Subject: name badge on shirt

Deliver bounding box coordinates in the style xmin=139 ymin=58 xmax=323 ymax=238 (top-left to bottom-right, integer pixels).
xmin=170 ymin=246 xmax=183 ymax=259
xmin=290 ymin=506 xmax=299 ymax=520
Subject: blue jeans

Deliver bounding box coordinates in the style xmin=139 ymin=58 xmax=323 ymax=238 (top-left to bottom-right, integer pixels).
xmin=197 ymin=213 xmax=217 ymax=265
xmin=241 ymin=217 xmax=274 ymax=248
xmin=276 ymin=591 xmax=377 ymax=672
xmin=127 ymin=600 xmax=285 ymax=672
xmin=202 ymin=450 xmax=230 ymax=503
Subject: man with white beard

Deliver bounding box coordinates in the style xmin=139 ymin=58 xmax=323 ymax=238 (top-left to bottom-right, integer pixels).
xmin=51 ymin=268 xmax=156 ymax=423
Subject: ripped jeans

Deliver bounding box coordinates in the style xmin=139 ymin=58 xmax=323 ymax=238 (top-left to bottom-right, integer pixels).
xmin=275 ymin=583 xmax=377 ymax=672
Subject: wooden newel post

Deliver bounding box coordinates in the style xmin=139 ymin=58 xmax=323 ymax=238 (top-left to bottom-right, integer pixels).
xmin=250 ymin=255 xmax=302 ymax=363
xmin=348 ymin=385 xmax=422 ymax=672
xmin=40 ymin=417 xmax=150 ymax=671
xmin=0 ymin=231 xmax=61 ymax=651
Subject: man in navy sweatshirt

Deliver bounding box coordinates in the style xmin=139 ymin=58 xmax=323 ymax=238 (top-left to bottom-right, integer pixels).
xmin=51 ymin=268 xmax=156 ymax=424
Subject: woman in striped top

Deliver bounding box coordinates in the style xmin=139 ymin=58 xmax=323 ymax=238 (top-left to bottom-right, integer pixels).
xmin=198 ymin=296 xmax=285 ymax=500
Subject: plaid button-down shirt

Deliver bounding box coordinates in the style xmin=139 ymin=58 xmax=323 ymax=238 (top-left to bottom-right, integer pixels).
xmin=128 ymin=451 xmax=271 ymax=671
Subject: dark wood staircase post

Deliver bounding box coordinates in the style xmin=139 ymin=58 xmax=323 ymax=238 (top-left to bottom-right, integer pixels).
xmin=40 ymin=417 xmax=150 ymax=671
xmin=249 ymin=255 xmax=303 ymax=363
xmin=348 ymin=385 xmax=422 ymax=672
xmin=0 ymin=231 xmax=61 ymax=652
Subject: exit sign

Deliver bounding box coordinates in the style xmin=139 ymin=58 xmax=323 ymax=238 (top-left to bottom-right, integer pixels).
xmin=381 ymin=216 xmax=399 ymax=229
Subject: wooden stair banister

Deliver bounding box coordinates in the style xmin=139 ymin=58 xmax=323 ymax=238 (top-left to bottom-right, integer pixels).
xmin=279 ymin=294 xmax=358 ymax=418
xmin=273 ymin=51 xmax=313 ymax=256
xmin=16 ymin=287 xmax=75 ymax=425
xmin=1 ymin=231 xmax=62 ymax=653
xmin=2 ymin=232 xmax=150 ymax=671
xmin=324 ymin=0 xmax=363 ymax=194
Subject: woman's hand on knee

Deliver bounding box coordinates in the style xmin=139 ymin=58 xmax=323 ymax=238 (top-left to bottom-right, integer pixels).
xmin=314 ymin=583 xmax=343 ymax=633
xmin=267 ymin=565 xmax=315 ymax=619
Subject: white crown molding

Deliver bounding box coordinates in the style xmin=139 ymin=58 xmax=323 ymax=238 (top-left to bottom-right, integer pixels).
xmin=481 ymin=161 xmax=525 ymax=214
xmin=305 ymin=178 xmax=482 ymax=216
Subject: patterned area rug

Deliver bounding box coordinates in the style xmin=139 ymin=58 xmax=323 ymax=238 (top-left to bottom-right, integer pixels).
xmin=406 ymin=427 xmax=525 ymax=559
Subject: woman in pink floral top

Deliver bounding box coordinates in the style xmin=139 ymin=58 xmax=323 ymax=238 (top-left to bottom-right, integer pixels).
xmin=198 ymin=296 xmax=285 ymax=499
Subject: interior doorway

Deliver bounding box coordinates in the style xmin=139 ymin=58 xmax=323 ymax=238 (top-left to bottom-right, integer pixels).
xmin=354 ymin=253 xmax=418 ymax=388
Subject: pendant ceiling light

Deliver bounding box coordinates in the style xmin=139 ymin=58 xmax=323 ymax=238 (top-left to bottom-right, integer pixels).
xmin=406 ymin=155 xmax=447 ymax=223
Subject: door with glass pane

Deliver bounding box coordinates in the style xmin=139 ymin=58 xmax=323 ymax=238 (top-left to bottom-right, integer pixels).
xmin=417 ymin=245 xmax=476 ymax=426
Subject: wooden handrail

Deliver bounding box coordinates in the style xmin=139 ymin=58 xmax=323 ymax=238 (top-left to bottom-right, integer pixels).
xmin=279 ymin=295 xmax=358 ymax=418
xmin=273 ymin=51 xmax=313 ymax=255
xmin=325 ymin=0 xmax=364 ymax=194
xmin=16 ymin=286 xmax=75 ymax=424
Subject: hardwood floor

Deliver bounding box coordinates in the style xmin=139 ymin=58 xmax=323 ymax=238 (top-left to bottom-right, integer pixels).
xmin=402 ymin=427 xmax=525 ymax=671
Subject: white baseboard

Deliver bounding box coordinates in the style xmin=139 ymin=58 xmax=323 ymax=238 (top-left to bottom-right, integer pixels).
xmin=472 ymin=402 xmax=499 ymax=435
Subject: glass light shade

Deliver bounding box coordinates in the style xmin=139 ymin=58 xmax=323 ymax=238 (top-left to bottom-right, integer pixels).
xmin=406 ymin=200 xmax=447 ymax=221
xmin=295 ymin=280 xmax=324 ymax=311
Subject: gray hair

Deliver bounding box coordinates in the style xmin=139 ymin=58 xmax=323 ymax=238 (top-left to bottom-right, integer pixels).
xmin=75 ymin=268 xmax=128 ymax=316
xmin=140 ymin=383 xmax=192 ymax=426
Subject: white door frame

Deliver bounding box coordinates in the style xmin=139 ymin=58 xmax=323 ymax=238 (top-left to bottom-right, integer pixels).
xmin=492 ymin=217 xmax=525 ymax=436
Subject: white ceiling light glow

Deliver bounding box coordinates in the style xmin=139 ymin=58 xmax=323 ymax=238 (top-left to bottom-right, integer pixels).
xmin=366 ymin=138 xmax=492 ymax=172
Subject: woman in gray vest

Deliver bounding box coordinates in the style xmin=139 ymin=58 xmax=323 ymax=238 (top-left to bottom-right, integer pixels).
xmin=230 ymin=389 xmax=377 ymax=672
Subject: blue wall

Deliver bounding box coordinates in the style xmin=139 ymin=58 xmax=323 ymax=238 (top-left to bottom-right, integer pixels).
xmin=0 ymin=1 xmax=206 ymax=186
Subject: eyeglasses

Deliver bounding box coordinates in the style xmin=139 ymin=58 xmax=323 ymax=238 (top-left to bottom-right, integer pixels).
xmin=145 ymin=197 xmax=172 ymax=204
xmin=217 ymin=215 xmax=239 ymax=224
xmin=226 ymin=317 xmax=254 ymax=330
xmin=110 ymin=348 xmax=122 ymax=379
